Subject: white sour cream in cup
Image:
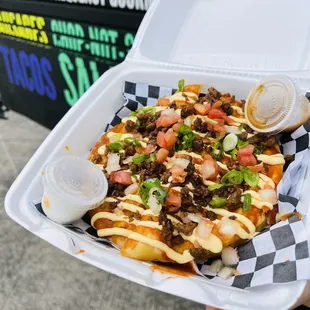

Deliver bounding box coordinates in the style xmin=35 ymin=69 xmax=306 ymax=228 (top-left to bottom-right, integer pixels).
xmin=245 ymin=75 xmax=310 ymax=134
xmin=42 ymin=155 xmax=108 ymax=224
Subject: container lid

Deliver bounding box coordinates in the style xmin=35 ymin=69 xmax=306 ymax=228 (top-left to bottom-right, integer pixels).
xmin=43 ymin=156 xmax=107 ymax=207
xmin=127 ymin=0 xmax=310 ymax=77
xmin=245 ymin=75 xmax=299 ymax=132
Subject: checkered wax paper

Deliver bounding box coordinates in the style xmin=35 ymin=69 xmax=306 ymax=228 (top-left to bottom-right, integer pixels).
xmin=33 ymin=81 xmax=310 ymax=289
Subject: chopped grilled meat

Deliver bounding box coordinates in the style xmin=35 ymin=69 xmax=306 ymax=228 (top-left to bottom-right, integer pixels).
xmin=192 ymin=138 xmax=204 ymax=153
xmin=171 ymin=235 xmax=184 ymax=246
xmin=159 ymin=210 xmax=174 ymax=242
xmin=128 ymin=212 xmax=142 ymax=222
xmin=185 ymin=162 xmax=195 ymax=177
xmin=125 ymin=145 xmax=136 ymax=156
xmin=201 ymin=210 xmax=217 ymax=221
xmin=174 ymin=221 xmax=198 ymax=236
xmin=181 ymin=187 xmax=193 ymax=209
xmin=161 ymin=171 xmax=171 ymax=184
xmin=165 ymin=205 xmax=181 ymax=214
xmin=130 ymin=159 xmax=167 ymax=180
xmin=125 ymin=120 xmax=137 ymax=132
xmin=248 ymin=133 xmax=277 ymax=148
xmin=181 ymin=106 xmax=195 ymax=118
xmin=213 ymin=185 xmax=239 ymax=198
xmin=229 ymin=215 xmax=237 ymax=220
xmin=226 ymin=188 xmax=243 ymax=211
xmin=206 ymin=87 xmax=222 ymax=104
xmin=227 ymin=160 xmax=239 ymax=171
xmin=113 ymin=183 xmax=127 ymax=197
xmin=136 ymin=112 xmax=156 ymax=133
xmin=107 ymin=179 xmax=115 ymax=196
xmin=238 ymin=131 xmax=248 ymax=141
xmin=92 ymin=154 xmax=102 ymax=164
xmin=189 ymin=248 xmax=209 ymax=261
xmin=168 ymin=149 xmax=175 ymax=157
xmin=170 ymin=102 xmax=177 ymax=110
xmin=193 ymin=185 xmax=212 ymax=206
xmin=193 ymin=117 xmax=208 ymax=133
xmin=243 ymin=124 xmax=254 ymax=133
xmin=221 ymin=102 xmax=233 ymax=115
xmin=187 ymin=173 xmax=203 ymax=187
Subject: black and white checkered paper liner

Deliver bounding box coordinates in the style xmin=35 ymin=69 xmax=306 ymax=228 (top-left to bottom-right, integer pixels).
xmin=33 ymin=81 xmax=310 ymax=289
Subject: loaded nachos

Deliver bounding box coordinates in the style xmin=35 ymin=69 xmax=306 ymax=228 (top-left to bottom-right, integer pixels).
xmin=88 ymin=81 xmax=285 ymax=267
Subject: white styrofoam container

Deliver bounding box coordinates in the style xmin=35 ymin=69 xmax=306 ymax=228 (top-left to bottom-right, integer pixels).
xmin=5 ymin=0 xmax=310 ymax=309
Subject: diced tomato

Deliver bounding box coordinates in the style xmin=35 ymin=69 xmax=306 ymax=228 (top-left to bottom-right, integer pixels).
xmin=212 ymin=100 xmax=223 ymax=109
xmin=212 ymin=118 xmax=225 ymax=126
xmin=201 ymin=156 xmax=219 ymax=180
xmin=166 ymin=190 xmax=181 ymax=207
xmin=209 ymin=108 xmax=227 ymax=119
xmin=171 ymin=165 xmax=187 ymax=183
xmin=156 ymin=148 xmax=169 ymax=163
xmin=110 ymin=171 xmax=133 ymax=185
xmin=225 ymin=116 xmax=235 ymax=125
xmin=194 ymin=103 xmax=211 ymax=115
xmin=156 ymin=113 xmax=180 ymax=128
xmin=238 ymin=144 xmax=255 ymax=155
xmin=158 ymin=97 xmax=170 ymax=106
xmin=237 ymin=154 xmax=257 ymax=166
xmin=212 ymin=124 xmax=226 ymax=133
xmin=156 ymin=129 xmax=177 ymax=150
xmin=144 ymin=144 xmax=156 ymax=155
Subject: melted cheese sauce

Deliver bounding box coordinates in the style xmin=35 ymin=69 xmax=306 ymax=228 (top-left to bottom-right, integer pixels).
xmin=256 ymin=154 xmax=285 ymax=165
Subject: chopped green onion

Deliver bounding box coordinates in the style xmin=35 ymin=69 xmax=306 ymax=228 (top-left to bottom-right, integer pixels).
xmin=130 ymin=106 xmax=156 ymax=116
xmin=204 ymin=117 xmax=218 ymax=125
xmin=209 ymin=197 xmax=227 ymax=208
xmin=108 ymin=142 xmax=123 ymax=152
xmin=238 ymin=125 xmax=244 ymax=131
xmin=124 ymin=138 xmax=141 ymax=146
xmin=231 ymin=148 xmax=238 ymax=161
xmin=237 ymin=138 xmax=249 ymax=149
xmin=211 ymin=141 xmax=224 ymax=161
xmin=150 ymin=153 xmax=156 ymax=162
xmin=109 ymin=133 xmax=122 ymax=143
xmin=139 ymin=178 xmax=167 ymax=208
xmin=254 ymin=144 xmax=262 ymax=155
xmin=180 ymin=124 xmax=192 ymax=135
xmin=132 ymin=154 xmax=147 ymax=164
xmin=223 ymin=133 xmax=238 ymax=152
xmin=243 ymin=193 xmax=252 ymax=212
xmin=178 ymin=79 xmax=185 ymax=92
xmin=208 ymin=183 xmax=223 ymax=191
xmin=131 ymin=174 xmax=138 ymax=182
xmin=183 ymin=133 xmax=195 ymax=149
xmin=239 ymin=166 xmax=259 ymax=188
xmin=221 ymin=169 xmax=244 ymax=185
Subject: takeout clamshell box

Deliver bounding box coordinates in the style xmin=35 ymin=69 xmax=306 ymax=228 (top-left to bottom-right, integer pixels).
xmin=5 ymin=0 xmax=310 ymax=308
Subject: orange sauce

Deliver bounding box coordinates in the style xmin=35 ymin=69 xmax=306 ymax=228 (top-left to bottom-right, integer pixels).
xmin=43 ymin=196 xmax=50 ymax=209
xmin=280 ymin=212 xmax=302 ymax=222
xmin=150 ymin=262 xmax=196 ymax=277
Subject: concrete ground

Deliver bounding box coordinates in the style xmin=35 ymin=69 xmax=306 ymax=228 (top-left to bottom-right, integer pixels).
xmin=0 ymin=111 xmax=204 ymax=310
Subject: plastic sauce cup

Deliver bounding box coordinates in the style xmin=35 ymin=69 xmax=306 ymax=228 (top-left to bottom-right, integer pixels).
xmin=245 ymin=75 xmax=310 ymax=134
xmin=42 ymin=155 xmax=108 ymax=224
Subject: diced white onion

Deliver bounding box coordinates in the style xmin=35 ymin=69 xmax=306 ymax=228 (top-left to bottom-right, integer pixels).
xmin=196 ymin=219 xmax=213 ymax=239
xmin=106 ymin=153 xmax=121 ymax=174
xmin=97 ymin=145 xmax=107 ymax=155
xmin=174 ymin=158 xmax=190 ymax=169
xmin=221 ymin=247 xmax=239 ymax=266
xmin=223 ymin=133 xmax=238 ymax=152
xmin=161 ymin=108 xmax=175 ymax=116
xmin=148 ymin=188 xmax=162 ymax=215
xmin=258 ymin=189 xmax=278 ymax=205
xmin=218 ymin=217 xmax=240 ymax=236
xmin=124 ymin=183 xmax=139 ymax=196
xmin=201 ymin=161 xmax=216 ymax=180
xmin=184 ymin=116 xmax=193 ymax=127
xmin=224 ymin=125 xmax=242 ymax=134
xmin=187 ymin=213 xmax=201 ymax=223
xmin=217 ymin=267 xmax=234 ymax=280
xmin=123 ymin=156 xmax=134 ymax=164
xmin=209 ymin=259 xmax=224 ymax=274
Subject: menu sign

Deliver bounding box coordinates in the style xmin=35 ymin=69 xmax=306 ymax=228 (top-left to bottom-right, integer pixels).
xmin=49 ymin=0 xmax=153 ymax=10
xmin=0 ymin=9 xmax=137 ymax=117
